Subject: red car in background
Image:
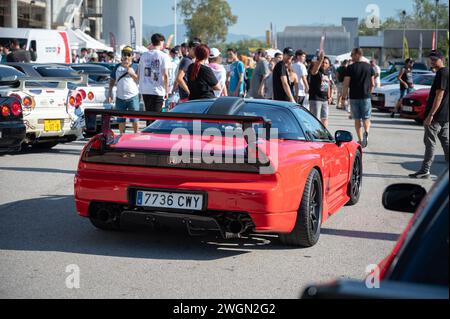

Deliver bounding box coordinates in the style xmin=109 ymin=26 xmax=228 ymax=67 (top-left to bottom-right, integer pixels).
xmin=74 ymin=98 xmax=363 ymax=247
xmin=400 ymin=89 xmax=430 ymax=124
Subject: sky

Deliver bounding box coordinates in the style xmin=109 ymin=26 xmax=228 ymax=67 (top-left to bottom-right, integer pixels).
xmin=142 ymin=0 xmax=448 ymax=37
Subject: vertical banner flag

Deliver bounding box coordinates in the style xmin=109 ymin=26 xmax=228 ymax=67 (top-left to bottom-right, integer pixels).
xmin=130 ymin=16 xmax=137 ymax=50
xmin=270 ymin=23 xmax=273 ymax=48
xmin=166 ymin=35 xmax=174 ymax=49
xmin=446 ymin=31 xmax=449 ymax=59
xmin=403 ymin=36 xmax=410 ymax=59
xmin=418 ymin=33 xmax=423 ymax=61
xmin=109 ymin=32 xmax=116 ymax=52
xmin=320 ymin=33 xmax=326 ymax=52
xmin=432 ymin=32 xmax=436 ymax=50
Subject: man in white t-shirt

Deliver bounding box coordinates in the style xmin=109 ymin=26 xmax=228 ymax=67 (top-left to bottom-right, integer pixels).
xmin=371 ymin=59 xmax=381 ymax=88
xmin=108 ymin=46 xmax=140 ymax=134
xmin=208 ymin=48 xmax=228 ymax=98
xmin=292 ymin=50 xmax=309 ymax=106
xmin=138 ymin=33 xmax=170 ymax=117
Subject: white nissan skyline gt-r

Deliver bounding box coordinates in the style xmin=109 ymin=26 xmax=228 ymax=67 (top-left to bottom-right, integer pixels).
xmin=1 ymin=64 xmax=83 ymax=149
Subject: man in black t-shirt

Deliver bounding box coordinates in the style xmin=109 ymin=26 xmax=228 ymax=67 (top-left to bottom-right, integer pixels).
xmin=410 ymin=51 xmax=449 ymax=179
xmin=342 ymin=48 xmax=375 ymax=148
xmin=272 ymin=47 xmax=296 ymax=103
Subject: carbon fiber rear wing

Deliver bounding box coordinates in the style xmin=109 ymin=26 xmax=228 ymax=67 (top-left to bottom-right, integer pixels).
xmin=18 ymin=76 xmax=84 ymax=90
xmin=84 ymin=109 xmax=273 ymax=140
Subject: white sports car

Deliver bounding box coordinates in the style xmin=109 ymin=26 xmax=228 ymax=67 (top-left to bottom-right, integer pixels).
xmin=1 ymin=64 xmax=82 ymax=149
xmin=372 ymin=73 xmax=435 ymax=111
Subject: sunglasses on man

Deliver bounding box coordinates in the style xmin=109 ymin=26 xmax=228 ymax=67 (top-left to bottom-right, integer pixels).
xmin=122 ymin=53 xmax=132 ymax=58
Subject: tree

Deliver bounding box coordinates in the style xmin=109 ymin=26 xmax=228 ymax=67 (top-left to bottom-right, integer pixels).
xmin=214 ymin=38 xmax=266 ymax=56
xmin=178 ymin=0 xmax=237 ymax=44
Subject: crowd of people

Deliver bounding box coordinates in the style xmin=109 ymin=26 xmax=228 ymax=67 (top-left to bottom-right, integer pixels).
xmin=2 ymin=32 xmax=447 ymax=178
xmin=109 ymin=33 xmax=447 ymax=177
xmin=0 ymin=39 xmax=37 ymax=63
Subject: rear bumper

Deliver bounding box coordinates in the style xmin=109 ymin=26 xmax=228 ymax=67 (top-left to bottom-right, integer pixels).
xmin=23 ymin=112 xmax=82 ymax=142
xmin=74 ymin=163 xmax=297 ymax=234
xmin=0 ymin=121 xmax=26 ymax=153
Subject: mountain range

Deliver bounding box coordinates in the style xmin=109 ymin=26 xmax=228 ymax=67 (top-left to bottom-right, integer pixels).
xmin=143 ymin=24 xmax=265 ymax=43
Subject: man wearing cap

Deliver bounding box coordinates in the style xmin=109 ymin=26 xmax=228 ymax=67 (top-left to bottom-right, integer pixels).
xmin=272 ymin=47 xmax=296 ymax=103
xmin=175 ymin=38 xmax=201 ymax=102
xmin=208 ymin=48 xmax=228 ymax=98
xmin=410 ymin=51 xmax=449 ymax=179
xmin=108 ymin=46 xmax=140 ymax=134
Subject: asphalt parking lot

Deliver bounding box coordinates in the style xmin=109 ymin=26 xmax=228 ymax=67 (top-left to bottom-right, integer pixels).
xmin=0 ymin=107 xmax=447 ymax=299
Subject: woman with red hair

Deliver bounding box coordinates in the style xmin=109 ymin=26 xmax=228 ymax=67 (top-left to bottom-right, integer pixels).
xmin=186 ymin=44 xmax=222 ymax=100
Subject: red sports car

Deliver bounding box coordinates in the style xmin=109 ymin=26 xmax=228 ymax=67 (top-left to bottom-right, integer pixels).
xmin=400 ymin=88 xmax=430 ymax=124
xmin=74 ymin=98 xmax=363 ymax=247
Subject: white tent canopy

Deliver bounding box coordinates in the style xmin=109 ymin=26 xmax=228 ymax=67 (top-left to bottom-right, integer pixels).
xmin=335 ymin=52 xmax=370 ymax=63
xmin=266 ymin=49 xmax=282 ymax=59
xmin=67 ymin=28 xmax=113 ymax=52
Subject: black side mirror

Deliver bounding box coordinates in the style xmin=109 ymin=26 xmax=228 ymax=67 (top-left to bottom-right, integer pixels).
xmin=382 ymin=184 xmax=427 ymax=213
xmin=335 ymin=130 xmax=353 ymax=145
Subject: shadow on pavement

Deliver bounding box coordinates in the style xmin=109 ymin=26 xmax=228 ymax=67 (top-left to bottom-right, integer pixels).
xmin=0 ymin=167 xmax=76 ymax=175
xmin=0 ymin=196 xmax=300 ymax=261
xmin=400 ymin=158 xmax=448 ymax=177
xmin=321 ymin=228 xmax=400 ymax=241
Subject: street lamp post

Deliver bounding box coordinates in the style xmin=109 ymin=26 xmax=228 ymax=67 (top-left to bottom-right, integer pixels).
xmin=402 ymin=10 xmax=406 ymax=60
xmin=435 ymin=0 xmax=439 ymax=50
xmin=174 ymin=0 xmax=178 ymax=46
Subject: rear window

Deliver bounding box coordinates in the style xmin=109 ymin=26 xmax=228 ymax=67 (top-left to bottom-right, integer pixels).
xmin=143 ymin=101 xmax=305 ymax=140
xmin=34 ymin=66 xmax=79 ymax=78
xmin=0 ymin=66 xmax=26 ymax=80
xmin=415 ymin=75 xmax=435 ymax=86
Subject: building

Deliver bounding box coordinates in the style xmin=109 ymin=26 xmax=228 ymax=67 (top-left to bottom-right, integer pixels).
xmin=277 ymin=18 xmax=359 ymax=56
xmin=102 ymin=0 xmax=142 ymax=50
xmin=0 ymin=0 xmax=142 ymax=50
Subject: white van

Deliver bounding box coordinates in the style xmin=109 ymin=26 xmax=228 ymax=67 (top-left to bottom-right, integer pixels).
xmin=0 ymin=28 xmax=72 ymax=64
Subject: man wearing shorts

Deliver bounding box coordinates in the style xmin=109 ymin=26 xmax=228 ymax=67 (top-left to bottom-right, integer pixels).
xmin=342 ymin=48 xmax=375 ymax=148
xmin=108 ymin=46 xmax=140 ymax=134
xmin=308 ymin=51 xmax=332 ymax=127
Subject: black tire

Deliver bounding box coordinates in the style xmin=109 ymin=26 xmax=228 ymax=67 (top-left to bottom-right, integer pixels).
xmin=89 ymin=204 xmax=121 ymax=231
xmin=279 ymin=169 xmax=323 ymax=247
xmin=346 ymin=150 xmax=363 ymax=206
xmin=34 ymin=142 xmax=59 ymax=150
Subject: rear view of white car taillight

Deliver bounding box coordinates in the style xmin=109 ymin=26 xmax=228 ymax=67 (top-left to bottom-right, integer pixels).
xmin=67 ymin=91 xmax=85 ymax=129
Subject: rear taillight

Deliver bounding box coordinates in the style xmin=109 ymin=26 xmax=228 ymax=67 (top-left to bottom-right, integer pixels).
xmin=90 ymin=135 xmax=105 ymax=150
xmin=1 ymin=105 xmax=10 ymax=117
xmin=11 ymin=101 xmax=22 ymax=117
xmin=79 ymin=89 xmax=87 ymax=100
xmin=22 ymin=96 xmax=33 ymax=108
xmin=69 ymin=96 xmax=76 ymax=107
xmin=75 ymin=93 xmax=83 ymax=108
xmin=87 ymin=92 xmax=94 ymax=101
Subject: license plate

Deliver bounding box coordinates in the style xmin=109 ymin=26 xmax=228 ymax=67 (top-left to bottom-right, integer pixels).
xmin=372 ymin=96 xmax=382 ymax=101
xmin=44 ymin=120 xmax=61 ymax=132
xmin=135 ymin=190 xmax=205 ymax=211
xmin=402 ymin=106 xmax=413 ymax=112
